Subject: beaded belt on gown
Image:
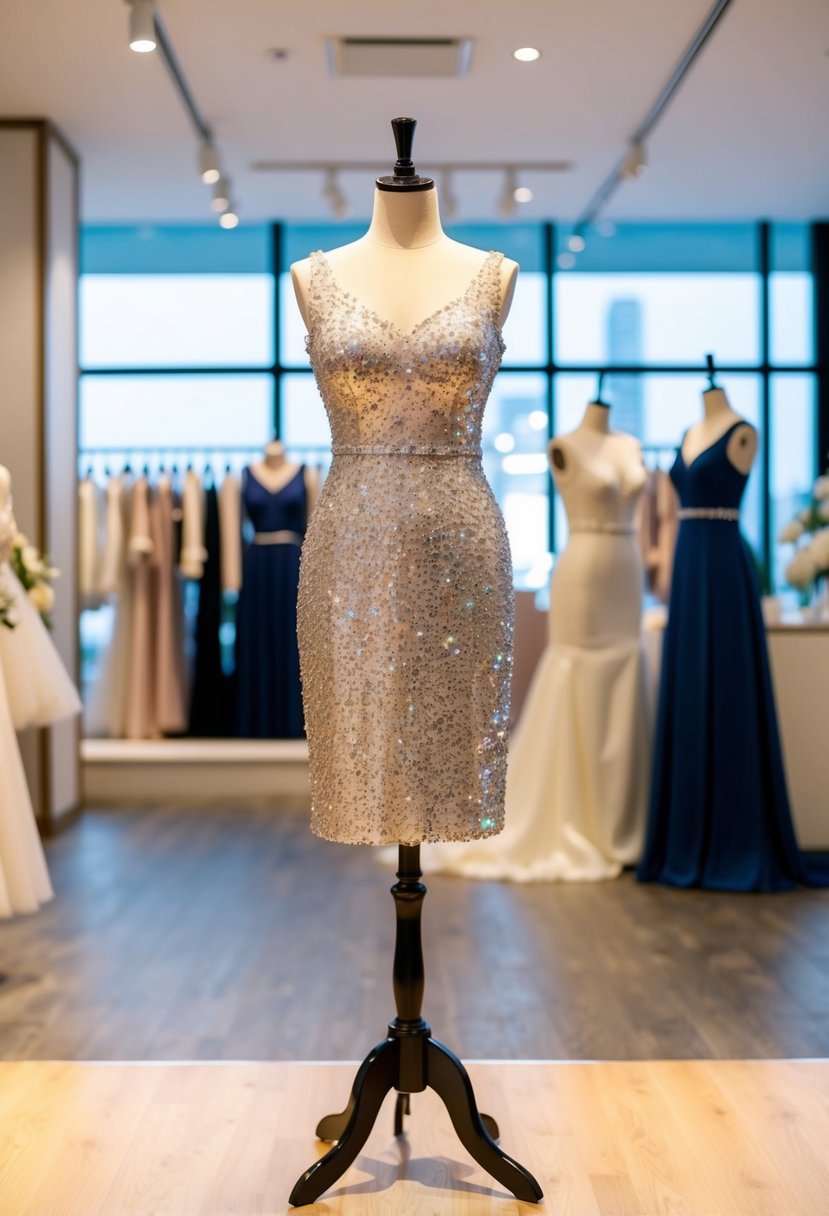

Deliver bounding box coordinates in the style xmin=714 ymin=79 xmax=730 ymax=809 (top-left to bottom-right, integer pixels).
xmin=253 ymin=530 xmax=303 ymax=545
xmin=677 ymin=508 xmax=740 ymax=521
xmin=333 ymin=445 xmax=481 ymax=458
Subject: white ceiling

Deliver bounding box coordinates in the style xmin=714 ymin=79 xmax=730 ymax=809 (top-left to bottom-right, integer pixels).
xmin=0 ymin=0 xmax=828 ymax=223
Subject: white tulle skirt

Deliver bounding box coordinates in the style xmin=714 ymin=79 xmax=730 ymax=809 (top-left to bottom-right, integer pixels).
xmin=0 ymin=565 xmax=81 ymax=730
xmin=423 ymin=639 xmax=651 ymax=882
xmin=0 ymin=563 xmax=80 ymax=917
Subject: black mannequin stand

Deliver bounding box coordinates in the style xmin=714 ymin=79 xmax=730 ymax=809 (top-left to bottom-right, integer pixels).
xmin=289 ymin=845 xmax=543 ymax=1206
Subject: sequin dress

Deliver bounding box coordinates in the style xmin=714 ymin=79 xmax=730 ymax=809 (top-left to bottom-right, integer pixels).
xmin=298 ymin=249 xmax=513 ymax=845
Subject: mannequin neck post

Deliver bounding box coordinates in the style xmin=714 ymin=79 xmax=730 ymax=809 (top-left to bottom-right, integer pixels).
xmin=365 ymin=187 xmax=445 ymax=250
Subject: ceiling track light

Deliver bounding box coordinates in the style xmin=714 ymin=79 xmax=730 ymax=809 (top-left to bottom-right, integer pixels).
xmin=219 ymin=205 xmax=239 ymax=229
xmin=498 ymin=168 xmax=518 ymax=218
xmin=128 ymin=0 xmax=157 ymax=53
xmin=211 ymin=177 xmax=231 ymax=212
xmin=621 ymin=140 xmax=647 ymax=180
xmin=567 ymin=230 xmax=586 ymax=253
xmin=199 ymin=140 xmax=220 ymax=184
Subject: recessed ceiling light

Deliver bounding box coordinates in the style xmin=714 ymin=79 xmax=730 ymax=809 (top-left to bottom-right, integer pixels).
xmin=513 ymin=47 xmax=541 ymax=62
xmin=513 ymin=186 xmax=533 ymax=204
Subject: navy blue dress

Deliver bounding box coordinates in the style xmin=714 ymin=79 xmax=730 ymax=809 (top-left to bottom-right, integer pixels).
xmin=235 ymin=466 xmax=306 ymax=739
xmin=638 ymin=423 xmax=829 ymax=892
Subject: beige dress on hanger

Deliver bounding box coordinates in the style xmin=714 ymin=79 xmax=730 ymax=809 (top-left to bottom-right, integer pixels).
xmin=124 ymin=476 xmax=158 ymax=740
xmin=152 ymin=475 xmax=187 ymax=734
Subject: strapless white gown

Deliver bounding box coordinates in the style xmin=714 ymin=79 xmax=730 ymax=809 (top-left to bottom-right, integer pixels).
xmin=426 ymin=438 xmax=651 ymax=881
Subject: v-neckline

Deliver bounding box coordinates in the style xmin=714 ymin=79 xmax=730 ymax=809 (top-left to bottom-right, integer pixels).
xmin=314 ymin=248 xmax=499 ymax=340
xmin=247 ymin=464 xmax=302 ymax=496
xmin=680 ymin=420 xmax=742 ymax=470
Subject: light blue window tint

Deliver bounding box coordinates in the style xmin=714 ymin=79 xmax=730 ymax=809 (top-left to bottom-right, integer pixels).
xmin=482 ymin=372 xmax=549 ymax=588
xmin=770 ymin=374 xmax=817 ymax=591
xmin=280 ymin=373 xmax=332 ymax=474
xmin=80 ymin=274 xmax=275 ymax=368
xmin=79 ymin=374 xmax=274 ymax=453
xmin=770 ymin=275 xmax=814 ymax=366
xmin=554 ymin=273 xmax=761 ymax=367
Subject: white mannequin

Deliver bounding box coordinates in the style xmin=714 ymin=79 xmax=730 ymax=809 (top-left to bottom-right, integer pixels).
xmin=291 ymin=186 xmax=518 ymax=334
xmin=548 ymin=400 xmax=647 ymax=647
xmin=681 ymin=386 xmax=757 ymax=475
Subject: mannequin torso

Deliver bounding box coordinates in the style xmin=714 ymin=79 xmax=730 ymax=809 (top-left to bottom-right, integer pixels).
xmin=681 ymin=388 xmax=756 ymax=475
xmin=249 ymin=440 xmax=301 ymax=494
xmin=549 ymin=404 xmax=647 ymax=648
xmin=291 ymin=188 xmax=518 ymax=334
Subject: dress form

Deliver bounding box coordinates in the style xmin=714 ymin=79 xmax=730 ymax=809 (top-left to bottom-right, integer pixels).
xmin=292 ymin=186 xmax=518 ymax=333
xmin=549 ymin=401 xmax=647 ymax=647
xmin=682 ymin=387 xmax=757 ymax=475
xmin=287 ymin=118 xmax=540 ymax=1207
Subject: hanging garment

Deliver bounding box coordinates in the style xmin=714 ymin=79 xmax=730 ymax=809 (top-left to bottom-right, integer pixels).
xmin=0 ymin=500 xmax=57 ymax=918
xmin=84 ymin=473 xmax=133 ymax=737
xmin=653 ymin=470 xmax=679 ymax=604
xmin=123 ymin=477 xmax=158 ymax=740
xmin=180 ymin=468 xmax=207 ymax=580
xmin=0 ymin=495 xmax=81 ymax=731
xmin=152 ymin=476 xmax=187 ymax=734
xmin=189 ymin=481 xmax=231 ymax=736
xmin=427 ymin=440 xmax=650 ymax=881
xmin=639 ymin=423 xmax=829 ymax=891
xmin=77 ymin=476 xmax=102 ymax=604
xmin=298 ymin=249 xmax=512 ymax=844
xmin=219 ymin=471 xmax=243 ymax=595
xmin=234 ymin=466 xmax=304 ymax=739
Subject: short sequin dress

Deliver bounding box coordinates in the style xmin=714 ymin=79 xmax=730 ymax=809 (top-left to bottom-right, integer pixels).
xmin=298 ymin=248 xmax=513 ymax=845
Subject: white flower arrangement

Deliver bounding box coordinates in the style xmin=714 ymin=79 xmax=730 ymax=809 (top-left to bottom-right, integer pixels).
xmin=779 ymin=469 xmax=829 ymax=594
xmin=9 ymin=531 xmax=60 ymax=629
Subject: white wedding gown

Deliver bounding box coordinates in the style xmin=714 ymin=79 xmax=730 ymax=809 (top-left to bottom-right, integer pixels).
xmin=426 ymin=439 xmax=651 ymax=882
xmin=0 ymin=503 xmax=81 ymax=917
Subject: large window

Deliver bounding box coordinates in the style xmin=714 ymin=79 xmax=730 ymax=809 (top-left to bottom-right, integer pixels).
xmin=79 ymin=221 xmax=819 ymax=592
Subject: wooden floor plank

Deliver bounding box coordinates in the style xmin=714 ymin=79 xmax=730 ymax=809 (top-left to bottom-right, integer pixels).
xmin=3 ymin=808 xmax=829 ymax=1064
xmin=2 ymin=1060 xmax=829 ymax=1215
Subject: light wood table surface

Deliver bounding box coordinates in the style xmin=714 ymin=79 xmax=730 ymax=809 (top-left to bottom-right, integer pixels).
xmin=1 ymin=1059 xmax=828 ymax=1214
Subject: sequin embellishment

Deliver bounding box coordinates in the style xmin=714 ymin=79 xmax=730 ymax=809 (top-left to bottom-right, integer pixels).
xmin=298 ymin=249 xmax=513 ymax=845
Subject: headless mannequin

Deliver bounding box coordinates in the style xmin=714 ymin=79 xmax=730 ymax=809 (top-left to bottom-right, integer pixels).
xmin=291 ymin=186 xmax=518 ymax=333
xmin=549 ymin=400 xmax=646 ymax=648
xmin=682 ymin=387 xmax=757 ymax=475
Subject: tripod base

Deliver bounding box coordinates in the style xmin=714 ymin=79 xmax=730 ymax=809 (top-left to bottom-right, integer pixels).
xmin=289 ymin=1020 xmax=543 ymax=1206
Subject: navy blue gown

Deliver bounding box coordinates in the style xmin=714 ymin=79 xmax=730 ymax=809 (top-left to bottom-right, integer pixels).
xmin=638 ymin=422 xmax=829 ymax=892
xmin=235 ymin=466 xmax=306 ymax=739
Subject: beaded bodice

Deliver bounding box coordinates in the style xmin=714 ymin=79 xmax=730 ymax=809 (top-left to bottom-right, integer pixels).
xmin=305 ymin=249 xmax=506 ymax=454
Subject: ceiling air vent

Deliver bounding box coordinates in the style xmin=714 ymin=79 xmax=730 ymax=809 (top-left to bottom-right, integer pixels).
xmin=326 ymin=37 xmax=474 ymax=78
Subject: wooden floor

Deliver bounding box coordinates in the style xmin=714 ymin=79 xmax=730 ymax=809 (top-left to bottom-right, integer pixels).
xmin=1 ymin=806 xmax=829 ymax=1061
xmin=2 ymin=1058 xmax=829 ymax=1214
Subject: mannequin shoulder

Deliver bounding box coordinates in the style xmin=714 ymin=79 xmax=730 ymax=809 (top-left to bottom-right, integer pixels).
xmin=496 ymin=256 xmax=519 ymax=327
xmin=726 ymin=421 xmax=758 ymax=474
xmin=290 ymin=258 xmax=313 ymax=329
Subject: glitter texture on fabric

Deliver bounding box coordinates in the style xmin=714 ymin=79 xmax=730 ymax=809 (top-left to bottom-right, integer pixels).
xmin=298 ymin=249 xmax=514 ymax=845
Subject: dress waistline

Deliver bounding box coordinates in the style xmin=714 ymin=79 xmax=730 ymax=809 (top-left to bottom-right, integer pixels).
xmin=332 ymin=444 xmax=481 ymax=459
xmin=677 ymin=508 xmax=740 ymax=522
xmin=253 ymin=530 xmax=302 ymax=545
xmin=569 ymin=521 xmax=636 ymax=536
